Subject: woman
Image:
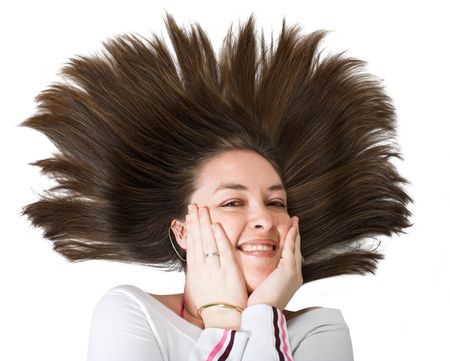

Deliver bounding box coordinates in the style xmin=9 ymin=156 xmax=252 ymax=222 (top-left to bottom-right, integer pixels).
xmin=20 ymin=12 xmax=413 ymax=361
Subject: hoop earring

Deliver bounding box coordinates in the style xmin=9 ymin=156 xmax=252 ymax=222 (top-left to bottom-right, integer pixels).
xmin=168 ymin=226 xmax=186 ymax=262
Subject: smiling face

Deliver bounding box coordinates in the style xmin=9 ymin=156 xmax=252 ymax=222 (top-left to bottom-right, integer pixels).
xmin=174 ymin=149 xmax=292 ymax=293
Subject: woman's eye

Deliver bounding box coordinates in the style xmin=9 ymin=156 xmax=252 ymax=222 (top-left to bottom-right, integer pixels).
xmin=270 ymin=201 xmax=287 ymax=208
xmin=222 ymin=200 xmax=243 ymax=207
xmin=221 ymin=200 xmax=286 ymax=207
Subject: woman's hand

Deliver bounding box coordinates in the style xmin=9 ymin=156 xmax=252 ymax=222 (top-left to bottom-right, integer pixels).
xmin=247 ymin=216 xmax=303 ymax=311
xmin=185 ymin=204 xmax=248 ymax=328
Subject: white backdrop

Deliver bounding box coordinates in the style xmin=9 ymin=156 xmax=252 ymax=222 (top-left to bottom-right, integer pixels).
xmin=1 ymin=1 xmax=449 ymax=360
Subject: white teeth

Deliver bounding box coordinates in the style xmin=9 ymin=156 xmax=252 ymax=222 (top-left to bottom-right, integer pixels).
xmin=240 ymin=245 xmax=274 ymax=252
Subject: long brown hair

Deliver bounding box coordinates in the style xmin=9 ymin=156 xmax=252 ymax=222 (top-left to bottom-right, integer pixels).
xmin=20 ymin=12 xmax=413 ymax=283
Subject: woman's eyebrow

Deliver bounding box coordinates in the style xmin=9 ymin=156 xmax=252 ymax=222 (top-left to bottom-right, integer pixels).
xmin=213 ymin=183 xmax=286 ymax=193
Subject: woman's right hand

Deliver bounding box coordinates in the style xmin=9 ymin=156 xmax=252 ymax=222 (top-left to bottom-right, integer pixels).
xmin=185 ymin=204 xmax=248 ymax=329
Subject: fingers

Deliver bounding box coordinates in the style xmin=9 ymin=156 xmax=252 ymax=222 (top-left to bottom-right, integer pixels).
xmin=281 ymin=216 xmax=300 ymax=268
xmin=211 ymin=222 xmax=233 ymax=267
xmin=186 ymin=205 xmax=202 ymax=266
xmin=198 ymin=206 xmax=220 ymax=266
xmin=294 ymin=217 xmax=302 ymax=273
xmin=186 ymin=204 xmax=221 ymax=267
xmin=281 ymin=223 xmax=295 ymax=263
xmin=184 ymin=215 xmax=194 ymax=266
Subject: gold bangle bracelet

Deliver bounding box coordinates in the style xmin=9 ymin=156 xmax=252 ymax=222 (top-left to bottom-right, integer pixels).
xmin=197 ymin=303 xmax=244 ymax=319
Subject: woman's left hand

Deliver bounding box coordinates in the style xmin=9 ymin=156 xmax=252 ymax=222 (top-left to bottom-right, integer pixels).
xmin=247 ymin=216 xmax=303 ymax=311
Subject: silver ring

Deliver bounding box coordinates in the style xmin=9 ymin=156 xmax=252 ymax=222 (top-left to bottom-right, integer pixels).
xmin=301 ymin=256 xmax=305 ymax=263
xmin=204 ymin=252 xmax=220 ymax=258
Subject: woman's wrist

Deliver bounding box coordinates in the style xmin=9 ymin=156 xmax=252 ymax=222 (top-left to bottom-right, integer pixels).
xmin=201 ymin=307 xmax=242 ymax=330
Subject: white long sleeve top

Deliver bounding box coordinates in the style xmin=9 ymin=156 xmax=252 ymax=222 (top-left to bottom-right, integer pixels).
xmin=87 ymin=284 xmax=354 ymax=360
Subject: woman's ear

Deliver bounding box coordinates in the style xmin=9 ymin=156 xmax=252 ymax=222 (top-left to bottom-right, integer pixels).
xmin=170 ymin=219 xmax=187 ymax=250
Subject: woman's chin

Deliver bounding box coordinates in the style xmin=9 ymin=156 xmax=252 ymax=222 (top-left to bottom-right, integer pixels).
xmin=236 ymin=252 xmax=280 ymax=294
xmin=243 ymin=270 xmax=273 ymax=294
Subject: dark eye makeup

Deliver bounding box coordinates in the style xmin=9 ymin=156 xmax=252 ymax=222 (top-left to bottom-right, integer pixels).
xmin=221 ymin=199 xmax=287 ymax=208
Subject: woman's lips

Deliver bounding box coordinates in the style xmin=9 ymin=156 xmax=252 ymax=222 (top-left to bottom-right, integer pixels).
xmin=237 ymin=247 xmax=277 ymax=257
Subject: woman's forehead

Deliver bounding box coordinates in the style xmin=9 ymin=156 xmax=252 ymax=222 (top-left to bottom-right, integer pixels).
xmin=202 ymin=149 xmax=277 ymax=171
xmin=198 ymin=176 xmax=284 ymax=193
xmin=196 ymin=150 xmax=283 ymax=190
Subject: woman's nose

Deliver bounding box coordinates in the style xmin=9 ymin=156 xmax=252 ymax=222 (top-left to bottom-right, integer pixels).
xmin=247 ymin=205 xmax=275 ymax=230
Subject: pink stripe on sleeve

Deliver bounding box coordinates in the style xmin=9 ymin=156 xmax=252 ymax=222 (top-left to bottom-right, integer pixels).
xmin=278 ymin=310 xmax=293 ymax=361
xmin=207 ymin=329 xmax=230 ymax=361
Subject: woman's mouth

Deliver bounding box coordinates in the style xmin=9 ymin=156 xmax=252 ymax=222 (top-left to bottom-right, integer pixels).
xmin=237 ymin=245 xmax=277 ymax=257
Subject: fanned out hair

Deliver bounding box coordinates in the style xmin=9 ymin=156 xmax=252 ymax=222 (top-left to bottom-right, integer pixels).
xmin=20 ymin=12 xmax=413 ymax=283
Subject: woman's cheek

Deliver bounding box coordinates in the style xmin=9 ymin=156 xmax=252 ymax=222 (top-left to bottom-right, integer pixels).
xmin=209 ymin=209 xmax=237 ymax=241
xmin=208 ymin=207 xmax=226 ymax=225
xmin=278 ymin=215 xmax=293 ymax=238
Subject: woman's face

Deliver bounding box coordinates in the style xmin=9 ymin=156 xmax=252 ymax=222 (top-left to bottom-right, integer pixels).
xmin=181 ymin=149 xmax=292 ymax=293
